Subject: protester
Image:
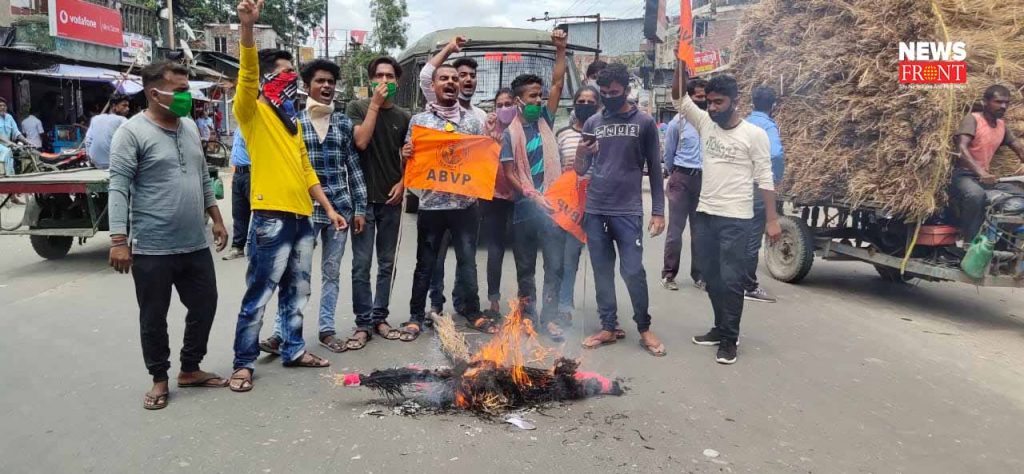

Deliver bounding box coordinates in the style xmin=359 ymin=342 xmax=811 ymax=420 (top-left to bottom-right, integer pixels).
xmin=346 ymin=56 xmax=411 ymax=344
xmin=0 ymin=97 xmax=30 ymax=177
xmin=402 ymin=63 xmax=488 ymax=338
xmin=575 ymin=63 xmax=667 ymax=356
xmin=743 ymin=86 xmax=785 ymax=303
xmin=21 ymin=111 xmax=45 ymax=150
xmin=585 ymin=60 xmax=607 ymax=87
xmin=229 ymin=0 xmax=347 ymax=393
xmin=480 ymin=87 xmax=516 ymax=318
xmin=500 ymin=30 xmax=570 ymax=339
xmin=84 ymin=95 xmax=130 ymax=169
xmin=555 ymin=85 xmax=601 ymax=322
xmin=108 ymin=61 xmax=230 ymax=410
xmin=223 ymin=128 xmax=250 ymax=260
xmin=661 ymin=78 xmax=707 ymax=292
xmin=949 ymin=84 xmax=1024 ymax=242
xmin=673 ymin=61 xmax=781 ymax=365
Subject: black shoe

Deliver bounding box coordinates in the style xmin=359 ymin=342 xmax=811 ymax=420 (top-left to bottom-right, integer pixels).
xmin=691 ymin=331 xmax=722 ymax=346
xmin=716 ymin=341 xmax=737 ymax=365
xmin=744 ymin=286 xmax=777 ymax=303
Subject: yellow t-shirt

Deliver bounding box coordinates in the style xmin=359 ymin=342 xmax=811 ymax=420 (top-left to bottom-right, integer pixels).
xmin=233 ymin=45 xmax=320 ymax=216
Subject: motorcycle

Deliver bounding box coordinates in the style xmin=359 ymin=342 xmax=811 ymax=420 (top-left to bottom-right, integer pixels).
xmin=13 ymin=145 xmax=92 ymax=174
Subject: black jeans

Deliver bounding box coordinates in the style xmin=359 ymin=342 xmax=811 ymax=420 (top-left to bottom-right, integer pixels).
xmin=584 ymin=213 xmax=651 ymax=332
xmin=230 ymin=166 xmax=251 ymax=249
xmin=744 ymin=188 xmax=767 ymax=292
xmin=350 ymin=203 xmax=402 ymax=329
xmin=694 ymin=212 xmax=751 ymax=343
xmin=410 ymin=206 xmax=481 ymax=324
xmin=662 ymin=168 xmax=702 ymax=282
xmin=512 ymin=212 xmax=567 ymax=323
xmin=132 ymin=249 xmax=218 ymax=382
xmin=948 ymin=173 xmax=1024 ymax=240
xmin=482 ymin=198 xmax=513 ymax=303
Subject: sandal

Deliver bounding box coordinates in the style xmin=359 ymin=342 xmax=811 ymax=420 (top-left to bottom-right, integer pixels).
xmin=143 ymin=391 xmax=169 ymax=410
xmin=614 ymin=327 xmax=626 ymax=339
xmin=177 ymin=371 xmax=227 ymax=388
xmin=229 ymin=368 xmax=253 ymax=393
xmin=468 ymin=317 xmax=500 ymax=334
xmin=374 ymin=323 xmax=402 ymax=340
xmin=546 ymin=321 xmax=566 ymax=342
xmin=640 ymin=340 xmax=667 ymax=357
xmin=398 ymin=322 xmax=422 ymax=342
xmin=582 ymin=331 xmax=618 ymax=349
xmin=259 ymin=336 xmax=282 ymax=355
xmin=344 ymin=330 xmax=371 ymax=351
xmin=283 ymin=351 xmax=331 ymax=368
xmin=319 ymin=334 xmax=348 ymax=353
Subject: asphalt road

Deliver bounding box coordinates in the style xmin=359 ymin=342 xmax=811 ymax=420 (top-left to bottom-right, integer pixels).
xmin=2 ymin=184 xmax=1024 ymax=473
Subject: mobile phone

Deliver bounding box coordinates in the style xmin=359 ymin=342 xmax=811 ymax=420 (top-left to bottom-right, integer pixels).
xmin=581 ymin=132 xmax=597 ymax=144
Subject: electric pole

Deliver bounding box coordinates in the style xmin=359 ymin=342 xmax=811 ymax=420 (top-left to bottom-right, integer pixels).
xmin=527 ymin=11 xmax=601 ymax=59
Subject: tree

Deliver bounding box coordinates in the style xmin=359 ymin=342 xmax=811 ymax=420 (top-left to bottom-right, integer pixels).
xmin=339 ymin=0 xmax=409 ymax=99
xmin=173 ymin=0 xmax=326 ymax=51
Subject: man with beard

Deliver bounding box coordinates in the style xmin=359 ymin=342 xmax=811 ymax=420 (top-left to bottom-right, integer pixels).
xmin=673 ymin=61 xmax=781 ymax=365
xmin=258 ymin=59 xmax=368 ymax=354
xmin=661 ymin=78 xmax=707 ymax=292
xmin=401 ymin=63 xmax=487 ymax=338
xmin=229 ymin=0 xmax=347 ymax=393
xmin=84 ymin=95 xmax=131 ymax=169
xmin=949 ymin=84 xmax=1024 ymax=242
xmin=575 ymin=63 xmax=667 ymax=357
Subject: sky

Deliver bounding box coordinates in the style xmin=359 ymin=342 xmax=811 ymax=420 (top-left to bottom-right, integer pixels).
xmin=317 ymin=0 xmax=681 ymax=56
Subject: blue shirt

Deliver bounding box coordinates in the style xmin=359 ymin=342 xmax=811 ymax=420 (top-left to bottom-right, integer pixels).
xmin=297 ymin=110 xmax=367 ymax=223
xmin=230 ymin=128 xmax=250 ymax=166
xmin=745 ymin=111 xmax=784 ymax=183
xmin=663 ymin=114 xmax=702 ymax=169
xmin=0 ymin=113 xmax=22 ymax=142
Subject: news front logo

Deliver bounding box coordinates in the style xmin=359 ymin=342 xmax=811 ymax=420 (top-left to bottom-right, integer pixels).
xmin=898 ymin=41 xmax=967 ymax=89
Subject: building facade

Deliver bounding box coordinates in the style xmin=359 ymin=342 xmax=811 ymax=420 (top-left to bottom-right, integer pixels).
xmin=204 ymin=23 xmax=281 ymax=59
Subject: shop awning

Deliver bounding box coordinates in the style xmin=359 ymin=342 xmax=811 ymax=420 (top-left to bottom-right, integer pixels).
xmin=3 ymin=65 xmax=219 ymax=97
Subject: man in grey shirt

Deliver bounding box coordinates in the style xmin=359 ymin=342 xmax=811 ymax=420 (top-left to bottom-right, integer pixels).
xmin=108 ymin=61 xmax=229 ymax=410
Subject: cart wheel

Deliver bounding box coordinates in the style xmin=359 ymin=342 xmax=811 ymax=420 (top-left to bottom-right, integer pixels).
xmin=765 ymin=215 xmax=815 ymax=283
xmin=30 ymin=235 xmax=73 ymax=260
xmin=874 ymin=265 xmax=915 ymax=284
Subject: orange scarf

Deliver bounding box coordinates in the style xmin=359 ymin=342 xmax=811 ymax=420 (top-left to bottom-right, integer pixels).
xmin=507 ymin=115 xmax=560 ymax=197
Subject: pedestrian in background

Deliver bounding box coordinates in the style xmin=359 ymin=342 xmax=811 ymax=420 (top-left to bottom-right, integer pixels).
xmin=743 ymin=86 xmax=785 ymax=303
xmin=84 ymin=95 xmax=131 ymax=170
xmin=223 ymin=127 xmax=250 ymax=260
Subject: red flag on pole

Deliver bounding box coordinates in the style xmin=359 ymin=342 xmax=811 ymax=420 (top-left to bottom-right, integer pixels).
xmin=677 ymin=0 xmax=695 ymax=72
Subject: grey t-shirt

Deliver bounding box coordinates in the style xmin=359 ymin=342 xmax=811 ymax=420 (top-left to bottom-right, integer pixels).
xmin=108 ymin=113 xmax=215 ymax=255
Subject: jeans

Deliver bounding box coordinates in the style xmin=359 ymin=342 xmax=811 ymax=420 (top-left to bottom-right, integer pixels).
xmin=584 ymin=213 xmax=651 ymax=332
xmin=233 ymin=213 xmax=315 ymax=369
xmin=662 ymin=169 xmax=702 ymax=282
xmin=428 ymin=231 xmax=460 ymax=311
xmin=694 ymin=212 xmax=751 ymax=343
xmin=744 ymin=188 xmax=767 ymax=292
xmin=230 ymin=167 xmax=251 ymax=249
xmin=132 ymin=250 xmax=217 ymax=382
xmin=948 ymin=173 xmax=1024 ymax=240
xmin=272 ymin=220 xmax=348 ymax=339
xmin=409 ymin=206 xmax=481 ymax=324
xmin=482 ymin=198 xmax=513 ymax=304
xmin=511 ymin=211 xmax=567 ymax=323
xmin=351 ymin=203 xmax=402 ymax=330
xmin=558 ymin=235 xmax=585 ymax=313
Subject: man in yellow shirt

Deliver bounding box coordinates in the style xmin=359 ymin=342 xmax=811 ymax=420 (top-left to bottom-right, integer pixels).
xmin=229 ymin=0 xmax=346 ymax=393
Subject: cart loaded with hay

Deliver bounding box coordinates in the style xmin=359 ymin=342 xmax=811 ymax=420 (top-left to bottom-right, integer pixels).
xmin=729 ymin=0 xmax=1024 ymax=286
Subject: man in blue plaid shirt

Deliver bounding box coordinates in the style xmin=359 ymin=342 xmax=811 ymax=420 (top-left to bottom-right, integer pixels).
xmin=260 ymin=59 xmax=368 ymax=354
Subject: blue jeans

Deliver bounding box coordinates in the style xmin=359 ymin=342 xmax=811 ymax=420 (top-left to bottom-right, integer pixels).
xmin=584 ymin=213 xmax=651 ymax=333
xmin=233 ymin=213 xmax=315 ymax=369
xmin=351 ymin=203 xmax=402 ymax=330
xmin=272 ymin=220 xmax=348 ymax=339
xmin=558 ymin=234 xmax=585 ymax=313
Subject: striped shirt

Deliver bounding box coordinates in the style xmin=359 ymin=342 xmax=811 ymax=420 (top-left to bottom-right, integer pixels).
xmin=556 ymin=126 xmax=592 ymax=179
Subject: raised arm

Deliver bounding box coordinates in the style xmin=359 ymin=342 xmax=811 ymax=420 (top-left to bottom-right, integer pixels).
xmin=547 ymin=30 xmax=568 ymax=117
xmin=419 ymin=36 xmax=466 ymax=104
xmin=672 ymin=60 xmax=711 ymax=135
xmin=233 ymin=0 xmax=263 ymax=125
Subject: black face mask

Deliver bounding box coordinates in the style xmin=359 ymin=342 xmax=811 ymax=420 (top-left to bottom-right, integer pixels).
xmin=709 ymin=103 xmax=736 ymax=128
xmin=574 ymin=103 xmax=598 ymax=123
xmin=601 ymin=94 xmax=627 ymax=113
xmin=694 ymin=100 xmax=708 ymax=111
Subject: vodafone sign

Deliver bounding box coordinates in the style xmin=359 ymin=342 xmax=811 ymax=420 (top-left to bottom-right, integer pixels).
xmin=48 ymin=0 xmax=123 ymax=48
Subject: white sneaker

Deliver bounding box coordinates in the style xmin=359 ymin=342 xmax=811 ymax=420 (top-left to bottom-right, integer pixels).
xmin=222 ymin=247 xmax=245 ymax=260
xmin=661 ymin=278 xmax=679 ymax=291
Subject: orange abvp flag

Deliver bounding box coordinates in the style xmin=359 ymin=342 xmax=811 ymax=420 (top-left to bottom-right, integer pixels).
xmin=544 ymin=170 xmax=588 ymax=243
xmin=404 ymin=125 xmax=501 ymax=200
xmin=677 ymin=0 xmax=695 ymax=72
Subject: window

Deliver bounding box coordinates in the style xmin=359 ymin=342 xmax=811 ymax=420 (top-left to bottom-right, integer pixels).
xmin=695 ymin=19 xmax=709 ymax=38
xmin=214 ymin=36 xmax=227 ymax=53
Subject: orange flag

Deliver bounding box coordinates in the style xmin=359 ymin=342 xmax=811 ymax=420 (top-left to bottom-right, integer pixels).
xmin=544 ymin=170 xmax=588 ymax=243
xmin=677 ymin=0 xmax=695 ymax=73
xmin=405 ymin=125 xmax=501 ymax=200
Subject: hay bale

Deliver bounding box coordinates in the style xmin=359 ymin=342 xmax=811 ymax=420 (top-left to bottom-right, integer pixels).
xmin=730 ymin=0 xmax=1024 ymax=220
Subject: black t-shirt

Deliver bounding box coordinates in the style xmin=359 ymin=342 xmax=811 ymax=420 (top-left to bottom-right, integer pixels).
xmin=345 ymin=99 xmax=412 ymax=203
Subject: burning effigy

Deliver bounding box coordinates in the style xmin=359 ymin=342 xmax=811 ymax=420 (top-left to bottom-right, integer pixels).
xmin=336 ymin=306 xmax=624 ymax=414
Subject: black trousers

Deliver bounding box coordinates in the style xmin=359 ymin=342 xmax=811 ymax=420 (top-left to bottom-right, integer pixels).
xmin=511 ymin=213 xmax=566 ymax=323
xmin=133 ymin=249 xmax=218 ymax=382
xmin=409 ymin=206 xmax=481 ymax=324
xmin=230 ymin=167 xmax=251 ymax=249
xmin=693 ymin=212 xmax=750 ymax=343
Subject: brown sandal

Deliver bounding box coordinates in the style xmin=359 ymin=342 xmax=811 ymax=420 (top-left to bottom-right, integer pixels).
xmin=283 ymin=351 xmax=331 ymax=368
xmin=229 ymin=368 xmax=253 ymax=393
xmin=319 ymin=334 xmax=348 ymax=353
xmin=344 ymin=330 xmax=371 ymax=350
xmin=177 ymin=371 xmax=227 ymax=388
xmin=143 ymin=391 xmax=169 ymax=410
xmin=374 ymin=323 xmax=402 ymax=340
xmin=398 ymin=322 xmax=422 ymax=342
xmin=582 ymin=331 xmax=618 ymax=349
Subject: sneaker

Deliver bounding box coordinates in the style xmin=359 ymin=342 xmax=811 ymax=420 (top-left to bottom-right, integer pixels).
xmin=258 ymin=335 xmax=282 ymax=355
xmin=222 ymin=247 xmax=245 ymax=260
xmin=693 ymin=280 xmax=707 ymax=292
xmin=661 ymin=278 xmax=679 ymax=291
xmin=691 ymin=331 xmax=722 ymax=346
xmin=716 ymin=341 xmax=738 ymax=364
xmin=744 ymin=286 xmax=777 ymax=303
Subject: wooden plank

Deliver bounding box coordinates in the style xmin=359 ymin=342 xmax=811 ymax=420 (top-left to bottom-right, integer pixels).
xmin=0 ymin=168 xmax=110 ymax=185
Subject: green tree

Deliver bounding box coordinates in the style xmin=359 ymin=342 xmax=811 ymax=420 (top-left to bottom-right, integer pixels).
xmin=173 ymin=0 xmax=326 ymax=50
xmin=339 ymin=0 xmax=409 ymax=99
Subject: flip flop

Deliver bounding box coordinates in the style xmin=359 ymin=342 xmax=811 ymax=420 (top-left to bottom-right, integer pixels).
xmin=283 ymin=352 xmax=331 ymax=368
xmin=546 ymin=322 xmax=566 ymax=342
xmin=582 ymin=332 xmax=618 ymax=349
xmin=374 ymin=323 xmax=402 ymax=340
xmin=177 ymin=372 xmax=227 ymax=388
xmin=398 ymin=322 xmax=422 ymax=342
xmin=259 ymin=337 xmax=282 ymax=355
xmin=319 ymin=334 xmax=348 ymax=353
xmin=468 ymin=317 xmax=500 ymax=334
xmin=640 ymin=340 xmax=667 ymax=357
xmin=613 ymin=327 xmax=626 ymax=339
xmin=229 ymin=369 xmax=253 ymax=393
xmin=143 ymin=391 xmax=169 ymax=410
xmin=344 ymin=330 xmax=371 ymax=351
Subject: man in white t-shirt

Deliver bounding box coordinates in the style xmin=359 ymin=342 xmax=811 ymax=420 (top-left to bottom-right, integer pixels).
xmin=84 ymin=96 xmax=130 ymax=169
xmin=21 ymin=113 xmax=45 ymax=149
xmin=673 ymin=60 xmax=781 ymax=365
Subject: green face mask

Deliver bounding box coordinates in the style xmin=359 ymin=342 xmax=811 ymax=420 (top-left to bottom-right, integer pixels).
xmin=370 ymin=82 xmax=398 ymax=99
xmin=522 ymin=103 xmax=543 ymax=122
xmin=155 ymin=89 xmax=193 ymax=117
